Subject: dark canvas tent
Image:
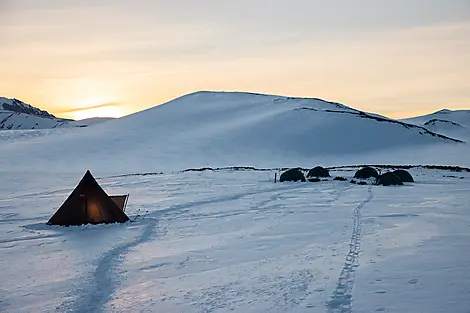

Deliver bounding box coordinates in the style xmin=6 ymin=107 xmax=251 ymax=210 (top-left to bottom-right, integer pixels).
xmin=47 ymin=170 xmax=130 ymax=226
xmin=393 ymin=169 xmax=414 ymax=182
xmin=376 ymin=172 xmax=403 ymax=186
xmin=280 ymin=168 xmax=306 ymax=182
xmin=354 ymin=166 xmax=379 ymax=179
xmin=307 ymin=166 xmax=330 ymax=178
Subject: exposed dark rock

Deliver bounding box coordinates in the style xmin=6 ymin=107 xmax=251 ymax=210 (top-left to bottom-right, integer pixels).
xmin=424 ymin=119 xmax=463 ymax=127
xmin=334 ymin=176 xmax=348 ymax=181
xmin=1 ymin=98 xmax=56 ymax=118
xmin=322 ymin=109 xmax=463 ymax=143
xmin=329 ymin=164 xmax=470 ymax=173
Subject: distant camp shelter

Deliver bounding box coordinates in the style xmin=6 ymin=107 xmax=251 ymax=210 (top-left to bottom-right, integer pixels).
xmin=376 ymin=172 xmax=403 ymax=186
xmin=47 ymin=170 xmax=130 ymax=226
xmin=393 ymin=169 xmax=414 ymax=182
xmin=280 ymin=168 xmax=306 ymax=182
xmin=307 ymin=166 xmax=330 ymax=178
xmin=354 ymin=166 xmax=379 ymax=179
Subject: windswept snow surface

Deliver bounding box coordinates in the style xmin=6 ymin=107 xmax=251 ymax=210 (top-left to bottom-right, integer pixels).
xmin=0 ymin=92 xmax=466 ymax=174
xmin=1 ymin=168 xmax=469 ymax=312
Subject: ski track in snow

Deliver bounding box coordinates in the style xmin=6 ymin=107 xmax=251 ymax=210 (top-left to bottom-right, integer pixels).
xmin=59 ymin=182 xmax=315 ymax=313
xmin=61 ymin=218 xmax=158 ymax=313
xmin=327 ymin=186 xmax=373 ymax=313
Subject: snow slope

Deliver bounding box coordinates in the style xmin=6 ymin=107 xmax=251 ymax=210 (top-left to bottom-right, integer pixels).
xmin=403 ymin=109 xmax=470 ymax=141
xmin=1 ymin=168 xmax=469 ymax=312
xmin=0 ymin=97 xmax=113 ymax=130
xmin=0 ymin=91 xmax=465 ymax=174
xmin=68 ymin=117 xmax=115 ymax=128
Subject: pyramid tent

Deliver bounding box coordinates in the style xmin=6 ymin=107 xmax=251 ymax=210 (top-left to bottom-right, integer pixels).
xmin=47 ymin=170 xmax=130 ymax=226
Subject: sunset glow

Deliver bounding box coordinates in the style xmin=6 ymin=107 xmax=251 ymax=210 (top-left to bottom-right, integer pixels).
xmin=65 ymin=105 xmax=125 ymax=121
xmin=1 ymin=1 xmax=469 ymax=119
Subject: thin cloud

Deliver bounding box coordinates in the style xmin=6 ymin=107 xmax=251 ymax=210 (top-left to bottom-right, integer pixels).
xmin=60 ymin=102 xmax=121 ymax=114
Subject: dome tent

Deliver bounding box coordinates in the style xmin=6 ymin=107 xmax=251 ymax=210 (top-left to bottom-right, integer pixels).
xmin=307 ymin=166 xmax=330 ymax=178
xmin=376 ymin=172 xmax=403 ymax=186
xmin=354 ymin=166 xmax=379 ymax=179
xmin=280 ymin=168 xmax=306 ymax=182
xmin=393 ymin=169 xmax=414 ymax=182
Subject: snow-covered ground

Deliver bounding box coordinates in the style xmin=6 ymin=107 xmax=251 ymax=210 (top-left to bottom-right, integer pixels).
xmin=1 ymin=168 xmax=469 ymax=312
xmin=0 ymin=91 xmax=469 ymax=312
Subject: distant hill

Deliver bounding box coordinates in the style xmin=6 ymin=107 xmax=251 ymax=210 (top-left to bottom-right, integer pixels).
xmin=0 ymin=97 xmax=71 ymax=130
xmin=0 ymin=91 xmax=464 ymax=173
xmin=403 ymin=109 xmax=470 ymax=141
xmin=0 ymin=97 xmax=114 ymax=130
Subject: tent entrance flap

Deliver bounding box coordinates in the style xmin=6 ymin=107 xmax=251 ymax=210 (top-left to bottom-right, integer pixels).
xmin=110 ymin=195 xmax=129 ymax=212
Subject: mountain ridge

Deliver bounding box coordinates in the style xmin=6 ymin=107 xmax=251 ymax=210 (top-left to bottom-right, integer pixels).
xmin=0 ymin=91 xmax=466 ymax=173
xmin=0 ymin=97 xmax=116 ymax=130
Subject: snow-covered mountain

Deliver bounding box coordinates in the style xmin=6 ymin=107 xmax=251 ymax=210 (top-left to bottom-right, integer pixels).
xmin=0 ymin=97 xmax=72 ymax=130
xmin=403 ymin=109 xmax=470 ymax=141
xmin=0 ymin=91 xmax=466 ymax=173
xmin=0 ymin=97 xmax=115 ymax=130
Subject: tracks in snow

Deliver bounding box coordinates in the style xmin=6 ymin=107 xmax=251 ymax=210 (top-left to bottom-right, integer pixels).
xmin=61 ymin=182 xmax=313 ymax=313
xmin=67 ymin=219 xmax=158 ymax=313
xmin=327 ymin=186 xmax=373 ymax=313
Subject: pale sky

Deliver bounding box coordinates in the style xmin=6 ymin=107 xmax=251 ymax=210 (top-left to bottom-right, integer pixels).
xmin=1 ymin=0 xmax=469 ymax=119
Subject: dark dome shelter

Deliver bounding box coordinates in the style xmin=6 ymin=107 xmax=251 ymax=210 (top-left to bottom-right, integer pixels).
xmin=280 ymin=168 xmax=306 ymax=182
xmin=354 ymin=166 xmax=379 ymax=179
xmin=393 ymin=169 xmax=414 ymax=182
xmin=376 ymin=172 xmax=403 ymax=186
xmin=47 ymin=170 xmax=130 ymax=226
xmin=307 ymin=166 xmax=330 ymax=178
